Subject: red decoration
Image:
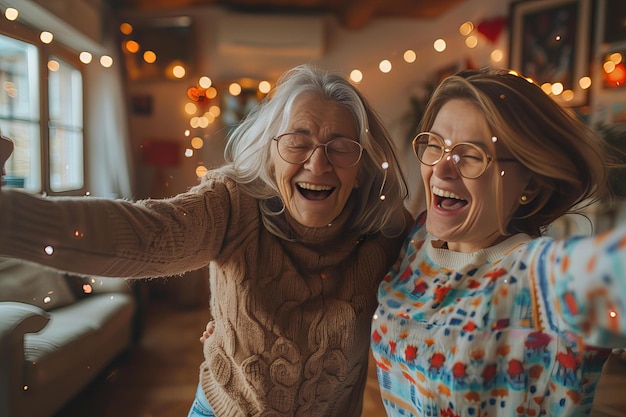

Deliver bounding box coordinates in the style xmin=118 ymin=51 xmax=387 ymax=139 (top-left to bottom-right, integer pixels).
xmin=187 ymin=86 xmax=211 ymax=109
xmin=142 ymin=140 xmax=181 ymax=167
xmin=477 ymin=16 xmax=507 ymax=44
xmin=605 ymin=63 xmax=626 ymax=88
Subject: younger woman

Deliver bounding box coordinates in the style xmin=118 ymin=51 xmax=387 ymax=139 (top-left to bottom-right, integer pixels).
xmin=371 ymin=68 xmax=626 ymax=416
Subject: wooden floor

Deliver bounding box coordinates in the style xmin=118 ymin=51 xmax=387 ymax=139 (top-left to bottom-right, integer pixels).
xmin=54 ymin=293 xmax=387 ymax=417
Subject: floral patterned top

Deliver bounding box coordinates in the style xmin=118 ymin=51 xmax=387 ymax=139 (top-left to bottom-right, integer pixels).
xmin=371 ymin=213 xmax=626 ymax=417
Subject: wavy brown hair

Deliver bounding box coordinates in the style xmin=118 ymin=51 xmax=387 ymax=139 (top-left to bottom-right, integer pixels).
xmin=419 ymin=68 xmax=610 ymax=237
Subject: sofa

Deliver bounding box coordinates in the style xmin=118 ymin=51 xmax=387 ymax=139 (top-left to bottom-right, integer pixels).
xmin=0 ymin=257 xmax=137 ymax=417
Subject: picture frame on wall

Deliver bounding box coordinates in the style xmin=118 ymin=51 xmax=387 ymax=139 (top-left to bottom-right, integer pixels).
xmin=509 ymin=0 xmax=592 ymax=107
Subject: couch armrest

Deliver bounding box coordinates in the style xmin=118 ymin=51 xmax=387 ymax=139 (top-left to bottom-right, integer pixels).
xmin=0 ymin=302 xmax=50 ymax=417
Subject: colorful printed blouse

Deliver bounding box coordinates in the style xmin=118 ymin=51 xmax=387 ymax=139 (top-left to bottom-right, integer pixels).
xmin=371 ymin=215 xmax=626 ymax=417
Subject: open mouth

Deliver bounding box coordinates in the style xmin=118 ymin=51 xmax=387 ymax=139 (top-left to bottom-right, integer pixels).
xmin=297 ymin=182 xmax=335 ymax=200
xmin=432 ymin=185 xmax=468 ymax=211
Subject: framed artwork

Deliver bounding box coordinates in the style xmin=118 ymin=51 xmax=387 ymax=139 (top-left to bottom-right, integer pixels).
xmin=509 ymin=0 xmax=592 ymax=106
xmin=602 ymin=0 xmax=626 ymax=44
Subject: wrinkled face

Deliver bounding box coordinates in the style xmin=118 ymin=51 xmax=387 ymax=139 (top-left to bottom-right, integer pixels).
xmin=272 ymin=92 xmax=360 ymax=227
xmin=421 ymin=99 xmax=532 ymax=252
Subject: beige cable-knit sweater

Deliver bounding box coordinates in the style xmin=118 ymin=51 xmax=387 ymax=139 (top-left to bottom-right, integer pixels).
xmin=0 ymin=171 xmax=409 ymax=417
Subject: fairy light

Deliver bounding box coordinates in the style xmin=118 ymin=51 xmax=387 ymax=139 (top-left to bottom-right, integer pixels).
xmin=259 ymin=80 xmax=271 ymax=94
xmin=100 ymin=55 xmax=113 ymax=68
xmin=44 ymin=246 xmax=54 ymax=255
xmin=172 ymin=65 xmax=186 ymax=78
xmin=579 ymin=77 xmax=591 ymax=89
xmin=229 ymin=82 xmax=242 ymax=96
xmin=40 ymin=31 xmax=53 ymax=44
xmin=5 ymin=8 xmax=18 ymax=21
xmin=199 ymin=76 xmax=212 ymax=88
xmin=403 ymin=50 xmax=416 ymax=63
xmin=350 ymin=69 xmax=363 ymax=83
xmin=143 ymin=51 xmax=156 ymax=64
xmin=379 ymin=60 xmax=392 ymax=73
xmin=79 ymin=52 xmax=93 ymax=64
xmin=433 ymin=39 xmax=447 ymax=52
xmin=465 ymin=35 xmax=478 ymax=48
xmin=551 ymin=82 xmax=564 ymax=95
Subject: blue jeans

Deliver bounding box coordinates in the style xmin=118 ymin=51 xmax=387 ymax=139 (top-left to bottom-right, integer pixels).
xmin=187 ymin=383 xmax=216 ymax=417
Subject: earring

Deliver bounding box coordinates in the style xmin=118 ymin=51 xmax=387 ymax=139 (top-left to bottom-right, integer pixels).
xmin=520 ymin=195 xmax=528 ymax=204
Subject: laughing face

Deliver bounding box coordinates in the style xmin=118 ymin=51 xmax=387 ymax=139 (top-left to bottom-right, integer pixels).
xmin=272 ymin=92 xmax=360 ymax=228
xmin=421 ymin=99 xmax=532 ymax=253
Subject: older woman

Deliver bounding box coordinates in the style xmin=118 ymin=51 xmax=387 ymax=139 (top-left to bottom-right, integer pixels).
xmin=0 ymin=64 xmax=412 ymax=416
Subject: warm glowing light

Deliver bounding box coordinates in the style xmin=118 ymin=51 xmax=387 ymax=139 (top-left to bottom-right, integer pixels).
xmin=40 ymin=31 xmax=53 ymax=44
xmin=173 ymin=65 xmax=186 ymax=78
xmin=610 ymin=310 xmax=617 ymax=318
xmin=259 ymin=80 xmax=271 ymax=94
xmin=209 ymin=105 xmax=221 ymax=117
xmin=100 ymin=55 xmax=113 ymax=68
xmin=604 ymin=61 xmax=616 ymax=73
xmin=191 ymin=137 xmax=204 ymax=149
xmin=120 ymin=22 xmax=133 ymax=35
xmin=459 ymin=21 xmax=474 ymax=36
xmin=609 ymin=52 xmax=623 ymax=64
xmin=47 ymin=60 xmax=60 ymax=72
xmin=579 ymin=76 xmax=591 ymax=89
xmin=197 ymin=116 xmax=209 ymax=128
xmin=205 ymin=87 xmax=217 ymax=99
xmin=79 ymin=52 xmax=93 ymax=64
xmin=74 ymin=230 xmax=84 ymax=238
xmin=561 ymin=90 xmax=574 ymax=101
xmin=199 ymin=76 xmax=212 ymax=88
xmin=350 ymin=69 xmax=363 ymax=83
xmin=185 ymin=148 xmax=194 ymax=157
xmin=465 ymin=35 xmax=478 ymax=48
xmin=491 ymin=49 xmax=504 ymax=62
xmin=541 ymin=83 xmax=552 ymax=95
xmin=125 ymin=40 xmax=140 ymax=53
xmin=555 ymin=35 xmax=561 ymax=41
xmin=185 ymin=102 xmax=197 ymax=115
xmin=143 ymin=51 xmax=156 ymax=64
xmin=229 ymin=82 xmax=242 ymax=96
xmin=196 ymin=165 xmax=208 ymax=177
xmin=184 ymin=129 xmax=191 ymax=136
xmin=203 ymin=111 xmax=216 ymax=123
xmin=5 ymin=8 xmax=18 ymax=21
xmin=82 ymin=284 xmax=93 ymax=294
xmin=43 ymin=296 xmax=51 ymax=304
xmin=44 ymin=246 xmax=54 ymax=255
xmin=433 ymin=39 xmax=447 ymax=52
xmin=403 ymin=50 xmax=416 ymax=63
xmin=379 ymin=60 xmax=392 ymax=73
xmin=190 ymin=117 xmax=200 ymax=128
xmin=551 ymin=82 xmax=564 ymax=95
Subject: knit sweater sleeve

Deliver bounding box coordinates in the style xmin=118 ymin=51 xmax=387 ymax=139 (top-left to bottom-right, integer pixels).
xmin=0 ymin=172 xmax=254 ymax=278
xmin=530 ymin=224 xmax=626 ymax=348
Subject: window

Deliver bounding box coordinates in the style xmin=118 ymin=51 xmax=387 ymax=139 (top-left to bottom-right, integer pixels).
xmin=0 ymin=23 xmax=85 ymax=194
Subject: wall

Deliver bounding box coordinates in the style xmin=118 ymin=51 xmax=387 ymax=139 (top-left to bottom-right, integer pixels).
xmin=121 ymin=0 xmax=512 ymax=213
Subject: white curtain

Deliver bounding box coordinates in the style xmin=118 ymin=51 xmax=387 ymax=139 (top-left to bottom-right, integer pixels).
xmin=83 ymin=39 xmax=135 ymax=200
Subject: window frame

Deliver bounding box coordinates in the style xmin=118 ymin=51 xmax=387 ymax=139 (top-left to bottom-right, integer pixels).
xmin=0 ymin=18 xmax=87 ymax=196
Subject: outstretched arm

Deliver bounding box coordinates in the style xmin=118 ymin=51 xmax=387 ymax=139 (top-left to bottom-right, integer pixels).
xmin=0 ymin=132 xmax=13 ymax=189
xmin=532 ymin=226 xmax=626 ymax=348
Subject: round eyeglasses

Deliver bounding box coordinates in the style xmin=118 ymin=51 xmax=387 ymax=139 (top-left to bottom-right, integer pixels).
xmin=274 ymin=133 xmax=364 ymax=168
xmin=412 ymin=132 xmax=517 ymax=179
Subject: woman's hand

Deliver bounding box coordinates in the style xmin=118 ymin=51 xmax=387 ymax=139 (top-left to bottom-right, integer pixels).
xmin=199 ymin=321 xmax=215 ymax=344
xmin=0 ymin=132 xmax=14 ymax=189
